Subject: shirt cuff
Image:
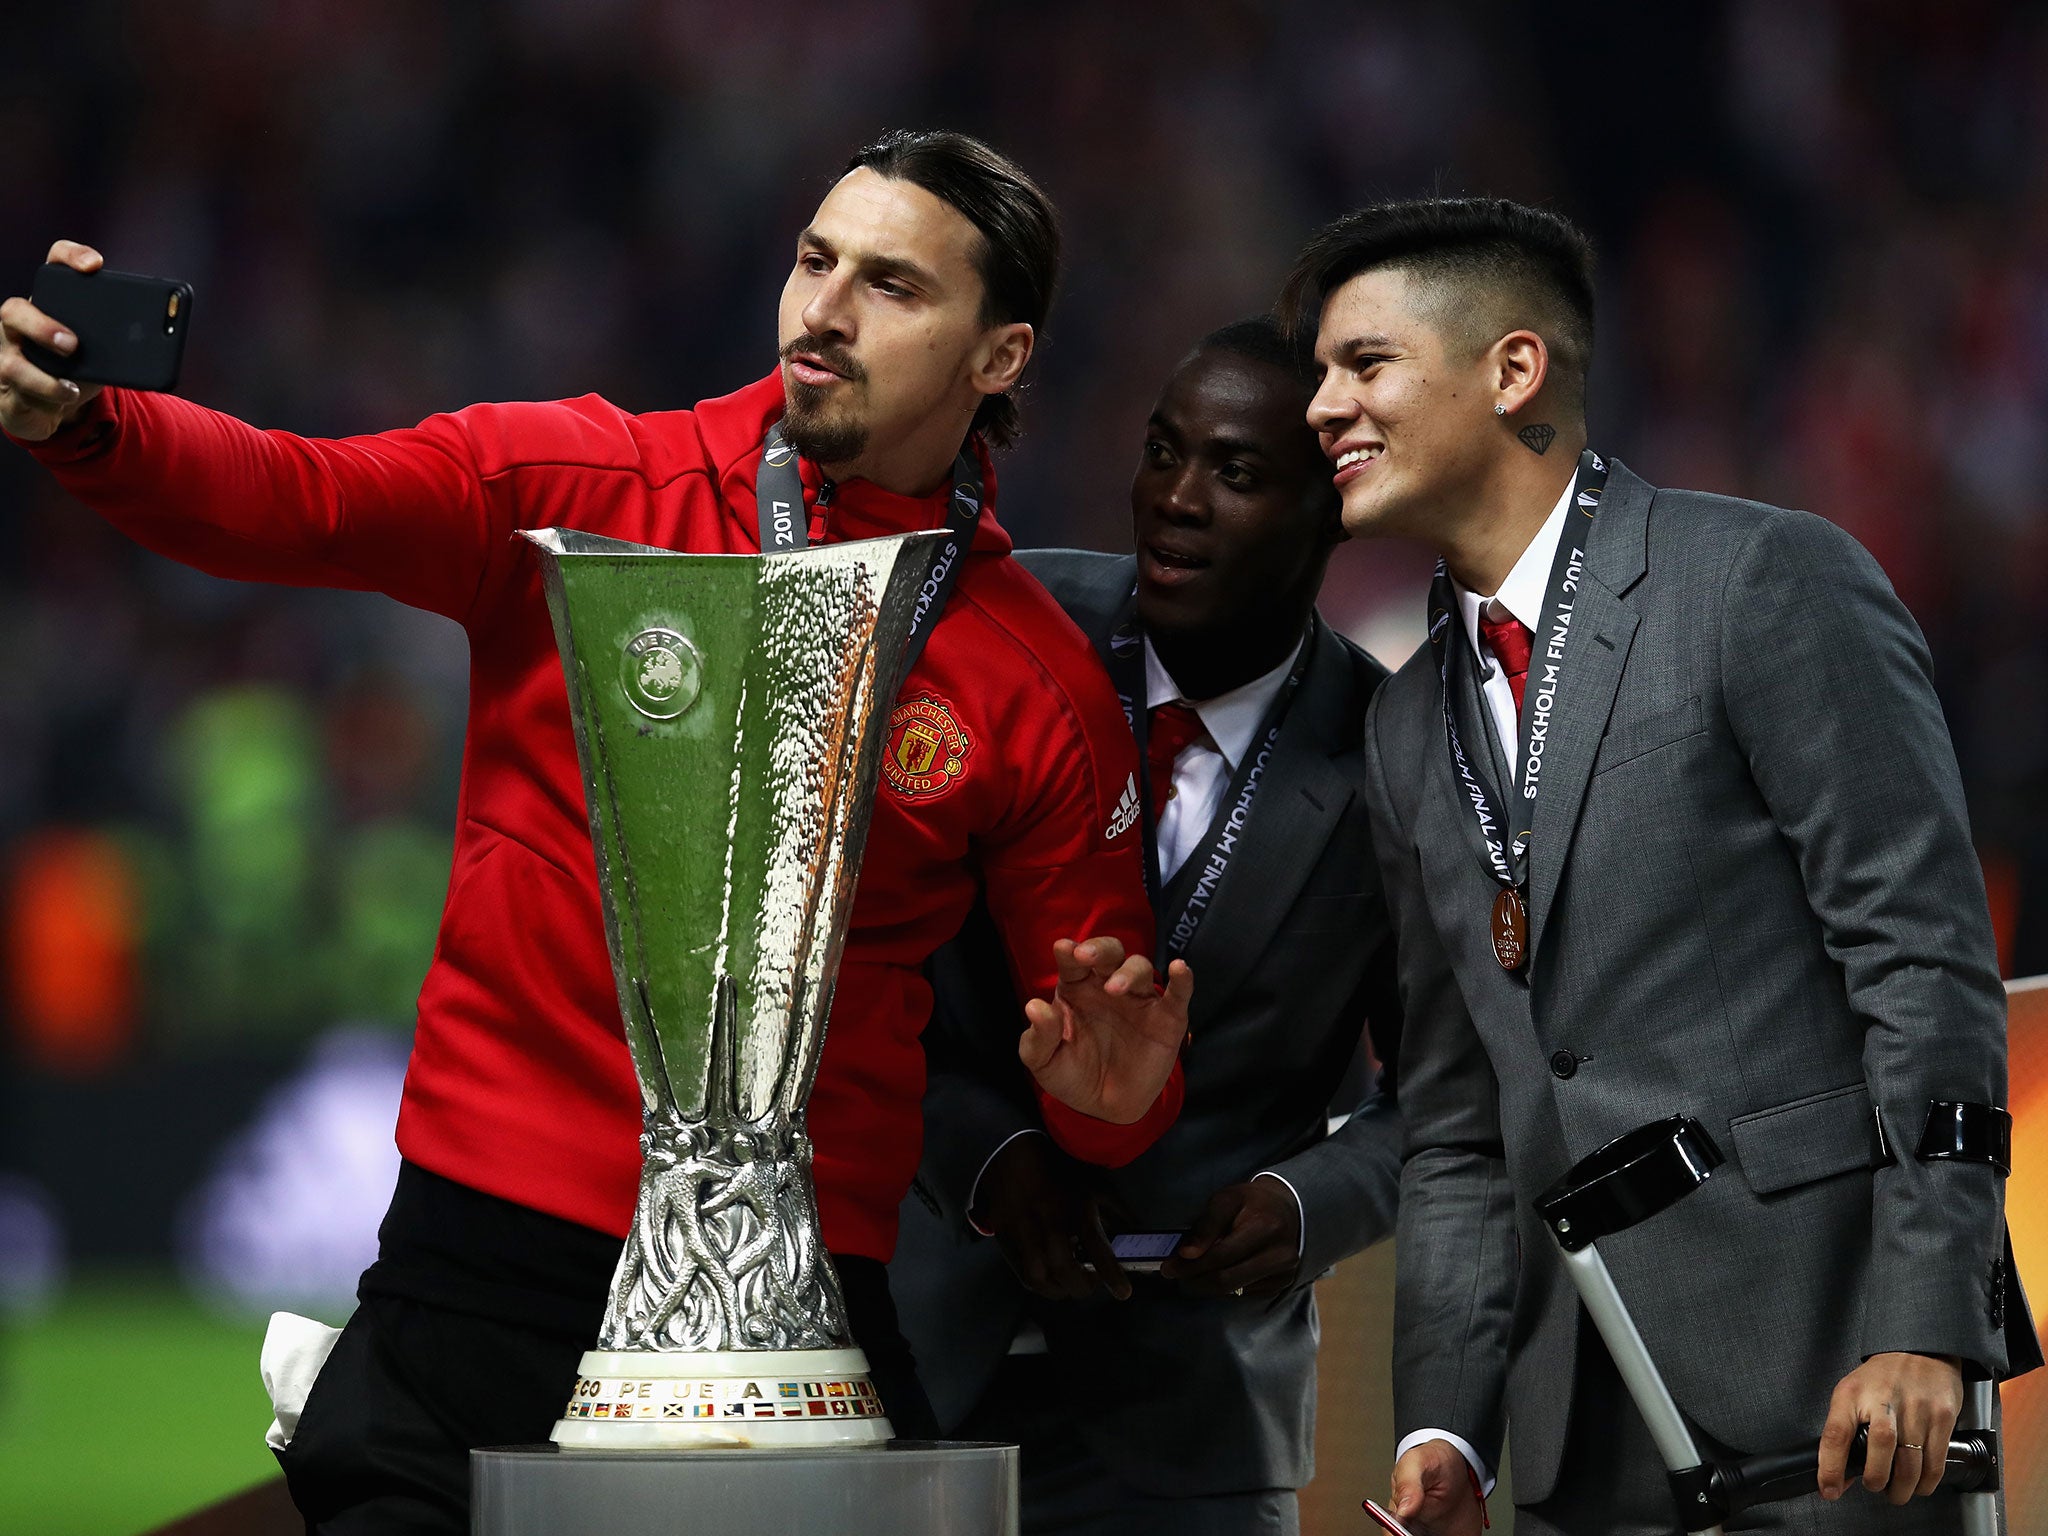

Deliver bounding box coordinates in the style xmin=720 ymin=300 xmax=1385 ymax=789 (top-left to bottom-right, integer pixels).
xmin=1395 ymin=1429 xmax=1496 ymax=1498
xmin=965 ymin=1129 xmax=1047 ymax=1237
xmin=1251 ymin=1170 xmax=1307 ymax=1260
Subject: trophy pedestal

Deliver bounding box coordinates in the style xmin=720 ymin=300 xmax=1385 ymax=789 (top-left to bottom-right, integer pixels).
xmin=551 ymin=1347 xmax=891 ymax=1448
xmin=473 ymin=1442 xmax=1018 ymax=1536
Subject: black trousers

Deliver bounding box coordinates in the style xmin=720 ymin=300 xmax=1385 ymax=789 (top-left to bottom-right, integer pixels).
xmin=277 ymin=1162 xmax=938 ymax=1536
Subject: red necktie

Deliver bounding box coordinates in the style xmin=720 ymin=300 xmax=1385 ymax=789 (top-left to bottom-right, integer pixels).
xmin=1479 ymin=611 xmax=1534 ymax=719
xmin=1146 ymin=702 xmax=1207 ymax=816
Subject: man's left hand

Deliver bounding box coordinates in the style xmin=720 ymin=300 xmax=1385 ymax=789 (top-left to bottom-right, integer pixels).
xmin=1818 ymin=1351 xmax=1963 ymax=1504
xmin=1020 ymin=936 xmax=1192 ymax=1123
xmin=1159 ymin=1175 xmax=1301 ymax=1297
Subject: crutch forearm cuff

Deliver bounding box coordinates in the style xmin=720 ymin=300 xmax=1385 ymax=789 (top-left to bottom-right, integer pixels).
xmin=1915 ymin=1101 xmax=2012 ymax=1176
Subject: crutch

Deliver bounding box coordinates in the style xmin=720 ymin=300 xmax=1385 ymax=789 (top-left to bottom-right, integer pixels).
xmin=1533 ymin=1116 xmax=2002 ymax=1535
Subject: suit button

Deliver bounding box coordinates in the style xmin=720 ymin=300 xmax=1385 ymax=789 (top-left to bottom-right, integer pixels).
xmin=1550 ymin=1051 xmax=1578 ymax=1080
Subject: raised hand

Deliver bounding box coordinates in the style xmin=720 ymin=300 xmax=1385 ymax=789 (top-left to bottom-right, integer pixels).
xmin=1018 ymin=935 xmax=1191 ymax=1124
xmin=1 ymin=242 xmax=106 ymax=442
xmin=1159 ymin=1175 xmax=1301 ymax=1297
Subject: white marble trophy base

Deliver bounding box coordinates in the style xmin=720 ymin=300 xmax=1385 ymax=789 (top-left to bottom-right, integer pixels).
xmin=550 ymin=1347 xmax=894 ymax=1449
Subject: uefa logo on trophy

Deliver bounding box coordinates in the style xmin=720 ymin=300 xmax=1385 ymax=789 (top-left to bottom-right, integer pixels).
xmin=520 ymin=525 xmax=946 ymax=1448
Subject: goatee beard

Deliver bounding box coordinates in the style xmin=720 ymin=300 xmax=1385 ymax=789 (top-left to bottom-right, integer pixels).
xmin=782 ymin=382 xmax=869 ymax=466
xmin=780 ymin=334 xmax=869 ymax=466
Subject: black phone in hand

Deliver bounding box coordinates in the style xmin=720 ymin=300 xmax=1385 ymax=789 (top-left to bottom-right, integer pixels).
xmin=1104 ymin=1230 xmax=1185 ymax=1273
xmin=21 ymin=263 xmax=193 ymax=391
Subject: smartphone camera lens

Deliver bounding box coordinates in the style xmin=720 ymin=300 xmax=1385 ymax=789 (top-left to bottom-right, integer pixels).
xmin=165 ymin=292 xmax=181 ymax=333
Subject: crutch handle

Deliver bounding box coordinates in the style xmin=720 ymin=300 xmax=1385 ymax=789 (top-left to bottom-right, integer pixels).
xmin=1669 ymin=1425 xmax=2001 ymax=1527
xmin=1712 ymin=1426 xmax=1870 ymax=1511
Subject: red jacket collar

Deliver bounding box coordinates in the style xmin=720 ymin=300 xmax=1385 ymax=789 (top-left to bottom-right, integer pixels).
xmin=695 ymin=371 xmax=1013 ymax=557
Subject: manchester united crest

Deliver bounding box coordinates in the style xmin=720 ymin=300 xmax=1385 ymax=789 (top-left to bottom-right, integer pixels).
xmin=882 ymin=695 xmax=971 ymax=799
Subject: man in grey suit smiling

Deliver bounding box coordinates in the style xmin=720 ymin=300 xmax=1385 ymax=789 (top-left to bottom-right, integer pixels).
xmin=891 ymin=317 xmax=1404 ymax=1536
xmin=1284 ymin=198 xmax=2040 ymax=1535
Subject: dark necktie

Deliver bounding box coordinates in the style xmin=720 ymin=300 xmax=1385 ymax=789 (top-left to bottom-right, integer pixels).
xmin=1146 ymin=702 xmax=1207 ymax=818
xmin=1479 ymin=611 xmax=1534 ymax=720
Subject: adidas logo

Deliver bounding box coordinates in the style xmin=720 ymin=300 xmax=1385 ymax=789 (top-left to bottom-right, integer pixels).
xmin=1105 ymin=773 xmax=1141 ymax=841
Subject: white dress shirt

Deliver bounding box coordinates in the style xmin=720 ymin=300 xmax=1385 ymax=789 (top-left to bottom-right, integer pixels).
xmin=1451 ymin=476 xmax=1576 ymax=776
xmin=1144 ymin=633 xmax=1303 ymax=881
xmin=1399 ymin=476 xmax=1576 ymax=1499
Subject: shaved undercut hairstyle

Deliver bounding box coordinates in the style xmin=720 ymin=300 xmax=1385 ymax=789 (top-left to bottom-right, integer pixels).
xmin=846 ymin=129 xmax=1062 ymax=449
xmin=1279 ymin=197 xmax=1598 ymax=414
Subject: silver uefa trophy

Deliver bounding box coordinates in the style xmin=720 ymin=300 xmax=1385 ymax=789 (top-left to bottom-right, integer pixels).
xmin=519 ymin=525 xmax=946 ymax=1449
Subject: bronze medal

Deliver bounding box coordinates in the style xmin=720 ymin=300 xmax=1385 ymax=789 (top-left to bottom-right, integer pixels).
xmin=1491 ymin=887 xmax=1528 ymax=972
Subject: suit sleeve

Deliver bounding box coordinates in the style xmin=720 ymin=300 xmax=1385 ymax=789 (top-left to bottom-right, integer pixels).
xmin=19 ymin=386 xmax=513 ymax=622
xmin=1268 ymin=929 xmax=1405 ymax=1277
xmin=1720 ymin=510 xmax=2010 ymax=1372
xmin=1364 ymin=686 xmax=1517 ymax=1471
xmin=1267 ymin=1088 xmax=1401 ymax=1279
xmin=978 ymin=661 xmax=1181 ymax=1168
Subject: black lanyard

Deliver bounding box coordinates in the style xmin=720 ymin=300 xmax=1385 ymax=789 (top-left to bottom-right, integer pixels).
xmin=756 ymin=421 xmax=983 ymax=678
xmin=1103 ymin=587 xmax=1312 ymax=956
xmin=1426 ymin=449 xmax=1608 ymax=966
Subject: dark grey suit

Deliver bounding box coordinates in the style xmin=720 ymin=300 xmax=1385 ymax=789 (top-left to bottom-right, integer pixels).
xmin=891 ymin=548 xmax=1403 ymax=1511
xmin=1363 ymin=461 xmax=2040 ymax=1527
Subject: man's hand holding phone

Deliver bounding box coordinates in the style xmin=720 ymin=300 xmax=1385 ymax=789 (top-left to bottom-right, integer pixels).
xmin=1159 ymin=1174 xmax=1302 ymax=1297
xmin=1386 ymin=1440 xmax=1488 ymax=1536
xmin=1 ymin=242 xmax=106 ymax=442
xmin=1361 ymin=1496 xmax=1421 ymax=1536
xmin=972 ymin=1131 xmax=1132 ymax=1302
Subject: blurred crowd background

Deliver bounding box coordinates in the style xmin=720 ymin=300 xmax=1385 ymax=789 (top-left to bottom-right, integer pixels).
xmin=4 ymin=1 xmax=2048 ymax=1530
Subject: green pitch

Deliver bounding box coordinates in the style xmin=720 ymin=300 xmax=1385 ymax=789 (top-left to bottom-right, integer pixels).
xmin=0 ymin=1277 xmax=310 ymax=1535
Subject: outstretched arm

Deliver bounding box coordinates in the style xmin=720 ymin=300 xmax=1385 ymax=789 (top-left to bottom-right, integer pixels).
xmin=4 ymin=240 xmax=508 ymax=621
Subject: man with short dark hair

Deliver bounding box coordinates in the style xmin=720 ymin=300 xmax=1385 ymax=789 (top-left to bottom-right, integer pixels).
xmin=893 ymin=317 xmax=1403 ymax=1536
xmin=1282 ymin=197 xmax=2038 ymax=1533
xmin=0 ymin=129 xmax=1191 ymax=1534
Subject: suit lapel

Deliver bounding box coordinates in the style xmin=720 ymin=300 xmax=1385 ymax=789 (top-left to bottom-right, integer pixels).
xmin=1525 ymin=464 xmax=1652 ymax=961
xmin=1171 ymin=620 xmax=1352 ymax=1013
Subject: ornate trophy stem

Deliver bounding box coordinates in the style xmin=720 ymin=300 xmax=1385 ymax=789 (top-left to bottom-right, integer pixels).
xmin=602 ymin=977 xmax=846 ymax=1353
xmin=519 ymin=526 xmax=946 ymax=1448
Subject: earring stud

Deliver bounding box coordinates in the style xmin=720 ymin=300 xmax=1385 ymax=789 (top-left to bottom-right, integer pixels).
xmin=1494 ymin=404 xmax=1507 ymax=417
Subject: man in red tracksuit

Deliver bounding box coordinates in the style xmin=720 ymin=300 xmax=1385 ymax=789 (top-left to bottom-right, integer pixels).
xmin=0 ymin=129 xmax=1191 ymax=1533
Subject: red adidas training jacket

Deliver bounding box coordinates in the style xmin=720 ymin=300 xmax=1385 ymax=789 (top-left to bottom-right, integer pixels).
xmin=23 ymin=371 xmax=1180 ymax=1262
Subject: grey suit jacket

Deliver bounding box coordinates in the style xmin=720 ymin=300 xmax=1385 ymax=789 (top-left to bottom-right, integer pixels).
xmin=890 ymin=547 xmax=1404 ymax=1496
xmin=1363 ymin=460 xmax=2041 ymax=1504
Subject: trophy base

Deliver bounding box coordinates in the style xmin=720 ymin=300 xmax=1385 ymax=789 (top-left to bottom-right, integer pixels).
xmin=549 ymin=1347 xmax=894 ymax=1448
xmin=475 ymin=1442 xmax=1018 ymax=1536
